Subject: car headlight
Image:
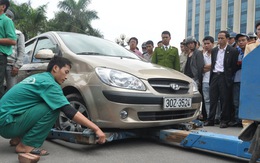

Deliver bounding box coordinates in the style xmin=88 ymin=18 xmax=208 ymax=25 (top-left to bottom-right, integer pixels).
xmin=95 ymin=67 xmax=146 ymax=91
xmin=192 ymin=80 xmax=198 ymax=92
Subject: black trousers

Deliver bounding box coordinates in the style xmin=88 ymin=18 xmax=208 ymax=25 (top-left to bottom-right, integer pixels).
xmin=0 ymin=54 xmax=7 ymax=98
xmin=208 ymin=73 xmax=232 ymax=123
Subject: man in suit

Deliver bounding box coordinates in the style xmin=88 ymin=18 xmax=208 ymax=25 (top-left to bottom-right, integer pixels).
xmin=152 ymin=31 xmax=180 ymax=71
xmin=204 ymin=31 xmax=238 ymax=128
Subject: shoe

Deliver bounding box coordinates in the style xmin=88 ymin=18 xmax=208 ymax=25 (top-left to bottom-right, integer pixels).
xmin=204 ymin=121 xmax=214 ymax=126
xmin=219 ymin=122 xmax=228 ymax=128
xmin=228 ymin=121 xmax=238 ymax=127
xmin=17 ymin=148 xmax=49 ymax=156
xmin=237 ymin=123 xmax=243 ymax=127
xmin=29 ymin=148 xmax=49 ymax=156
xmin=214 ymin=119 xmax=220 ymax=125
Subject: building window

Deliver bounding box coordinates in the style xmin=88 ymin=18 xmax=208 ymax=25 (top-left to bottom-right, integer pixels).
xmin=194 ymin=0 xmax=200 ymax=39
xmin=255 ymin=0 xmax=260 ymax=22
xmin=215 ymin=1 xmax=222 ymax=39
xmin=240 ymin=0 xmax=247 ymax=33
xmin=227 ymin=0 xmax=234 ymax=31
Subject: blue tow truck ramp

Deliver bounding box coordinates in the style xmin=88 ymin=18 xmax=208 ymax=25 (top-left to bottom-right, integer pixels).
xmin=47 ymin=123 xmax=253 ymax=161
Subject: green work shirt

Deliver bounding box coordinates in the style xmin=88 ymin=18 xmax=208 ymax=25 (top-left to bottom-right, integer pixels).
xmin=152 ymin=46 xmax=180 ymax=71
xmin=0 ymin=13 xmax=17 ymax=55
xmin=0 ymin=72 xmax=70 ymax=126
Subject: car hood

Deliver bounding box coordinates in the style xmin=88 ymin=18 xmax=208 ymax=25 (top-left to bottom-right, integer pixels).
xmin=76 ymin=55 xmax=192 ymax=81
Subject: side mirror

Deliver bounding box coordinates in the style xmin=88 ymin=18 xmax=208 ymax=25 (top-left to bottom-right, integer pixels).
xmin=35 ymin=49 xmax=55 ymax=59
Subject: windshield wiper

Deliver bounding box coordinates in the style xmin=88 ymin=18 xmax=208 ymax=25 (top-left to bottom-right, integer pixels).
xmin=76 ymin=52 xmax=101 ymax=55
xmin=118 ymin=56 xmax=139 ymax=59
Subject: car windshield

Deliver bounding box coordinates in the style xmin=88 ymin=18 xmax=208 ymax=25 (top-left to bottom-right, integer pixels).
xmin=58 ymin=32 xmax=140 ymax=59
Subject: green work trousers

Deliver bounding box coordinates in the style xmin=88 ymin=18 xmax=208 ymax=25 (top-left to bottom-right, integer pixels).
xmin=0 ymin=102 xmax=59 ymax=147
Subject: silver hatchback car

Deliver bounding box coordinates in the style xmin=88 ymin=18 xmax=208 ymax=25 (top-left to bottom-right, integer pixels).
xmin=19 ymin=31 xmax=201 ymax=131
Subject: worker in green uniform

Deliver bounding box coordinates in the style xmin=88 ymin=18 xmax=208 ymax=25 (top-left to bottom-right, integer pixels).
xmin=152 ymin=31 xmax=180 ymax=71
xmin=0 ymin=0 xmax=17 ymax=98
xmin=0 ymin=56 xmax=106 ymax=156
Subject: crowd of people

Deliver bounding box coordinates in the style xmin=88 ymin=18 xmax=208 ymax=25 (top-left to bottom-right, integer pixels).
xmin=1 ymin=0 xmax=260 ymax=159
xmin=130 ymin=27 xmax=260 ymax=129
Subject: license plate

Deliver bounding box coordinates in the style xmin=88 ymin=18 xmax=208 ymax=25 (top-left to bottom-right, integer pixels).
xmin=163 ymin=97 xmax=192 ymax=109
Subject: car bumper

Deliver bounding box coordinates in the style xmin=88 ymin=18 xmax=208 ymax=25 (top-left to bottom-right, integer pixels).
xmin=91 ymin=90 xmax=202 ymax=129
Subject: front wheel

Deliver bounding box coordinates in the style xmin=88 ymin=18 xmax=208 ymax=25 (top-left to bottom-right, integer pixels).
xmin=55 ymin=93 xmax=90 ymax=132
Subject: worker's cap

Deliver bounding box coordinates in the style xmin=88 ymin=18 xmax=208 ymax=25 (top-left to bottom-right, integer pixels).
xmin=235 ymin=33 xmax=249 ymax=41
xmin=247 ymin=32 xmax=257 ymax=38
xmin=5 ymin=9 xmax=14 ymax=19
xmin=229 ymin=32 xmax=237 ymax=38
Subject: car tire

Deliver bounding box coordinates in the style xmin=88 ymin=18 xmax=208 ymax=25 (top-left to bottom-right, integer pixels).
xmin=55 ymin=93 xmax=90 ymax=132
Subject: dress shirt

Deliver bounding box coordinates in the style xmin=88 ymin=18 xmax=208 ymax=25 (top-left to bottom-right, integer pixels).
xmin=213 ymin=45 xmax=227 ymax=72
xmin=203 ymin=51 xmax=211 ymax=82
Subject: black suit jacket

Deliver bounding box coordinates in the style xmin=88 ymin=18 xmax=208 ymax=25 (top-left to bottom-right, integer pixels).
xmin=210 ymin=45 xmax=238 ymax=87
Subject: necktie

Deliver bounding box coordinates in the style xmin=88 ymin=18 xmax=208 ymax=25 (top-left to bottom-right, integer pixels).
xmin=165 ymin=46 xmax=168 ymax=51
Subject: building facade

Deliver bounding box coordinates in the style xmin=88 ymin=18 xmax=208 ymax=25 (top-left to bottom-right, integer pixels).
xmin=186 ymin=0 xmax=260 ymax=41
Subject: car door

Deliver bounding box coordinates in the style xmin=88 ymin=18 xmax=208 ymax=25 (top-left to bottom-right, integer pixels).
xmin=18 ymin=35 xmax=58 ymax=82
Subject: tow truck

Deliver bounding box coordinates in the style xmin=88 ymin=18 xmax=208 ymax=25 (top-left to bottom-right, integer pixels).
xmin=47 ymin=46 xmax=260 ymax=162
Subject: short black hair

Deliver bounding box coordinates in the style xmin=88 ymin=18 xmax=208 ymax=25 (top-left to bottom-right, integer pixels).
xmin=157 ymin=40 xmax=162 ymax=44
xmin=129 ymin=37 xmax=138 ymax=45
xmin=255 ymin=21 xmax=260 ymax=29
xmin=203 ymin=36 xmax=214 ymax=43
xmin=47 ymin=56 xmax=72 ymax=72
xmin=218 ymin=30 xmax=230 ymax=38
xmin=162 ymin=31 xmax=171 ymax=37
xmin=146 ymin=40 xmax=154 ymax=46
xmin=0 ymin=0 xmax=10 ymax=12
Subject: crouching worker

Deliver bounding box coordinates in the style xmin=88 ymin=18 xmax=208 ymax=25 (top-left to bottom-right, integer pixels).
xmin=0 ymin=56 xmax=106 ymax=156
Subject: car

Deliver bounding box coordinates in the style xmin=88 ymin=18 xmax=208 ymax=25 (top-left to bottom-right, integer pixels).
xmin=18 ymin=31 xmax=202 ymax=131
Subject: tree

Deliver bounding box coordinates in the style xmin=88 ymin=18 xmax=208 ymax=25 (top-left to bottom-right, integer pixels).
xmin=48 ymin=0 xmax=103 ymax=37
xmin=10 ymin=1 xmax=48 ymax=40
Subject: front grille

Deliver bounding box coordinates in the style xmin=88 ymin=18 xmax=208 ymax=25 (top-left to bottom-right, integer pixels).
xmin=148 ymin=79 xmax=189 ymax=94
xmin=138 ymin=109 xmax=196 ymax=121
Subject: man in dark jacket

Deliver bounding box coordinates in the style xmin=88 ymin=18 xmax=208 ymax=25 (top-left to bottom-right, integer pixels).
xmin=205 ymin=31 xmax=238 ymax=128
xmin=184 ymin=36 xmax=205 ymax=120
xmin=183 ymin=36 xmax=204 ymax=88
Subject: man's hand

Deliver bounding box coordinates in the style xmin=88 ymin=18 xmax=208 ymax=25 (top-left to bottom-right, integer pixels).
xmin=203 ymin=64 xmax=211 ymax=73
xmin=72 ymin=111 xmax=107 ymax=144
xmin=95 ymin=129 xmax=106 ymax=144
xmin=11 ymin=66 xmax=19 ymax=76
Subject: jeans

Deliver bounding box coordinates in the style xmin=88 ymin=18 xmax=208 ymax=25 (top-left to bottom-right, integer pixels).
xmin=233 ymin=82 xmax=241 ymax=122
xmin=202 ymin=82 xmax=210 ymax=118
xmin=203 ymin=82 xmax=221 ymax=120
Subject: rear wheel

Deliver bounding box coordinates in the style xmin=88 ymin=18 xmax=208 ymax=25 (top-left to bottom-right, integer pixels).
xmin=56 ymin=93 xmax=90 ymax=132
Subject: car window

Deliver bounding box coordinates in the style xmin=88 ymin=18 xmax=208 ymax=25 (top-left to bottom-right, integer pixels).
xmin=58 ymin=33 xmax=140 ymax=59
xmin=32 ymin=37 xmax=57 ymax=63
xmin=24 ymin=39 xmax=37 ymax=64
